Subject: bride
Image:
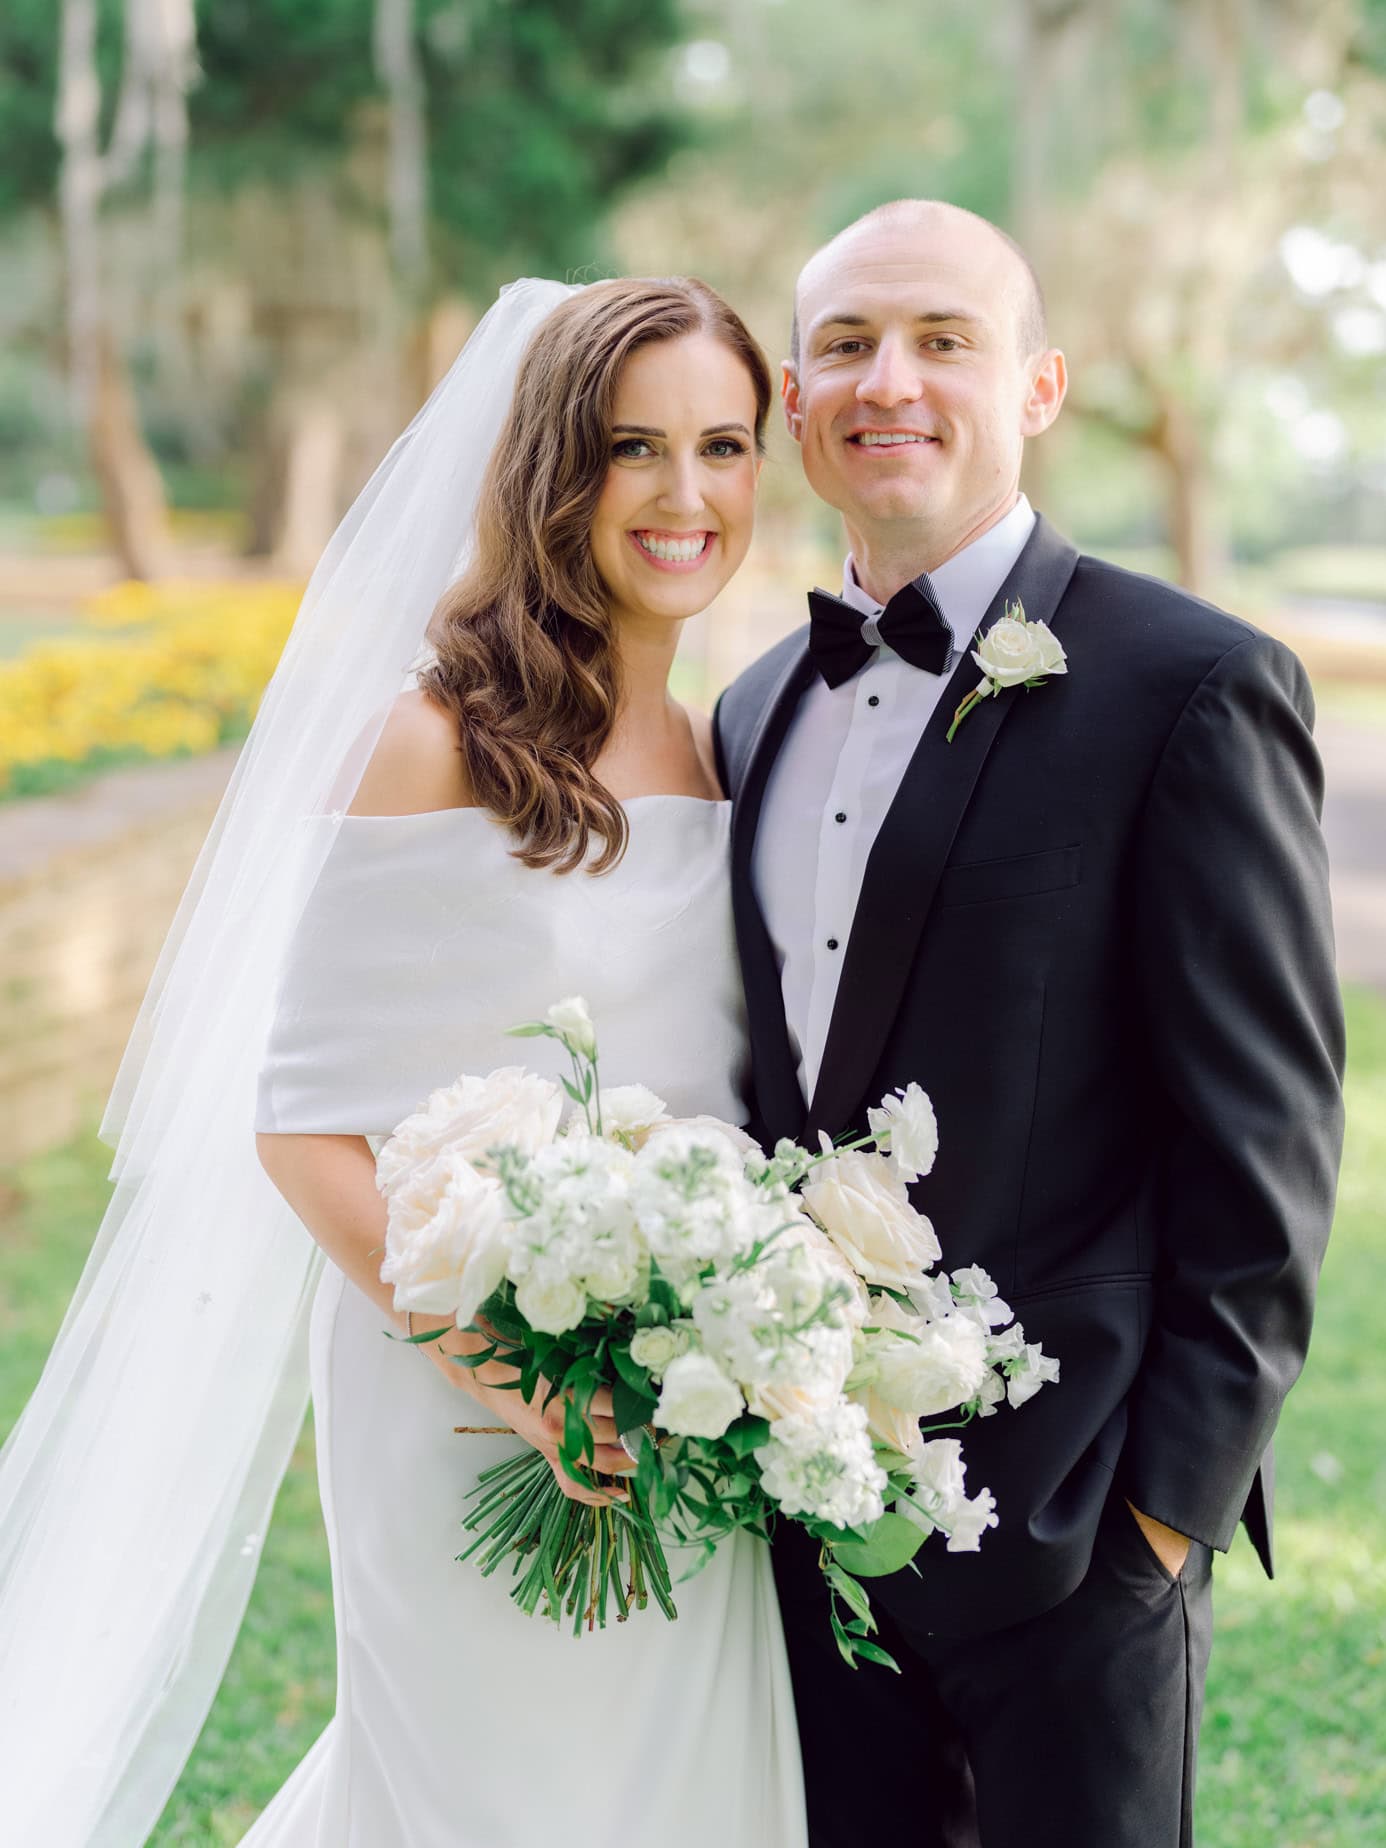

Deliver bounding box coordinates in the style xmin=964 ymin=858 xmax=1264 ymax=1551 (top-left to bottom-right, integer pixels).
xmin=0 ymin=278 xmax=806 ymax=1847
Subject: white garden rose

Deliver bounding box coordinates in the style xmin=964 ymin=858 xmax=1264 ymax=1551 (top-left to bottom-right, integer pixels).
xmin=801 ymin=1147 xmax=941 ymax=1291
xmin=380 ymin=1149 xmax=507 ymax=1321
xmin=867 ymin=1083 xmax=939 ymax=1183
xmin=514 ymin=1271 xmax=588 ymax=1336
xmin=629 ymin=1323 xmax=691 ymax=1377
xmin=545 ymin=995 xmax=597 ymax=1058
xmin=659 ymin=1115 xmax=763 ymax=1162
xmin=855 ymin=1291 xmax=990 ymax=1419
xmin=375 ymin=1066 xmax=562 ymax=1195
xmin=972 ymin=612 xmax=1068 ymax=690
xmin=654 ymin=1351 xmax=745 ymax=1438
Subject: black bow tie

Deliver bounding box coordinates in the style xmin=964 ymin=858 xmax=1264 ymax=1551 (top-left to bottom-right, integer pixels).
xmin=807 ymin=575 xmax=953 ymax=688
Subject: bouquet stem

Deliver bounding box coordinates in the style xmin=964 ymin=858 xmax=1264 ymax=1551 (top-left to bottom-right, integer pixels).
xmin=460 ymin=1447 xmax=676 ymax=1633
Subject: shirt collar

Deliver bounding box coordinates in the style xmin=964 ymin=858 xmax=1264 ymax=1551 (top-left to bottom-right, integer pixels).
xmin=841 ymin=493 xmax=1037 ymax=666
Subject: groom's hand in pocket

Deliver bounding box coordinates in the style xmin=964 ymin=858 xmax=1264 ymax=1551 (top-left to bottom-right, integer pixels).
xmin=1126 ymin=1500 xmax=1192 ymax=1578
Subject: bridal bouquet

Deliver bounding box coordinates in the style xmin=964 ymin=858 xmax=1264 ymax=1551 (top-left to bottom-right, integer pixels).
xmin=376 ymin=997 xmax=1058 ymax=1669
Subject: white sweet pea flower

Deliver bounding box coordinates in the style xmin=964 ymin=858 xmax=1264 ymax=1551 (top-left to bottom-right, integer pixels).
xmin=654 ymin=1351 xmax=745 ymax=1438
xmin=867 ymin=1083 xmax=939 ymax=1183
xmin=375 ymin=1066 xmax=562 ymax=1196
xmin=950 ymin=1265 xmax=1013 ymax=1329
xmin=1005 ymin=1341 xmax=1061 ymax=1408
xmin=945 ymin=1486 xmax=999 ymax=1552
xmin=380 ymin=1149 xmax=507 ymax=1323
xmin=801 ymin=1147 xmax=941 ymax=1291
xmin=972 ymin=1368 xmax=1008 ymax=1418
xmin=545 ymin=995 xmax=597 ymax=1058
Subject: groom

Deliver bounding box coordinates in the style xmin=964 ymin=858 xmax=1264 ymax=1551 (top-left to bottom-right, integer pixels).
xmin=713 ymin=200 xmax=1345 ymax=1847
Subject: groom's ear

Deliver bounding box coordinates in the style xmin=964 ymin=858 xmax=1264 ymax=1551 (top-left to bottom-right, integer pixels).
xmin=781 ymin=362 xmax=804 ymax=443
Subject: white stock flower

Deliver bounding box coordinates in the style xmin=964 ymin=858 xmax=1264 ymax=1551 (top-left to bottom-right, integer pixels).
xmin=545 ymin=995 xmax=597 ymax=1058
xmin=380 ymin=1149 xmax=507 ymax=1322
xmin=1006 ymin=1341 xmax=1061 ymax=1408
xmin=504 ymin=1135 xmax=644 ymax=1309
xmin=515 ymin=1271 xmax=588 ymax=1336
xmin=754 ymin=1402 xmax=887 ymax=1530
xmin=630 ymin=1125 xmax=759 ymax=1285
xmin=597 ymin=1084 xmax=670 ymax=1145
xmin=867 ymin=1083 xmax=939 ymax=1183
xmin=655 ymin=1351 xmax=745 ymax=1438
xmin=972 ymin=610 xmax=1067 ymax=690
xmin=629 ymin=1323 xmax=691 ymax=1378
xmin=375 ymin=1066 xmax=562 ymax=1195
xmin=801 ymin=1146 xmax=941 ymax=1291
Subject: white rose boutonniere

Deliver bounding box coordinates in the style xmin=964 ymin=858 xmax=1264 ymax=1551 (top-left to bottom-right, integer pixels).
xmin=946 ymin=597 xmax=1067 ymax=742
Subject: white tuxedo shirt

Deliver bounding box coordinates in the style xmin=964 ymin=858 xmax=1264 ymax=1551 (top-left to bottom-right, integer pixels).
xmin=752 ymin=495 xmax=1036 ymax=1103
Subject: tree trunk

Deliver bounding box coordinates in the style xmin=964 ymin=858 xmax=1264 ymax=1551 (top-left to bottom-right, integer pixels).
xmin=89 ymin=332 xmax=172 ymax=581
xmin=374 ymin=0 xmax=429 ymax=295
xmin=1150 ymin=399 xmax=1217 ymax=597
xmin=248 ymin=388 xmax=346 ymax=574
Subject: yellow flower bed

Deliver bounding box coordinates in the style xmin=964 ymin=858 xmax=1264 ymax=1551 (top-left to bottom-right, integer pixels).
xmin=0 ymin=580 xmax=301 ymax=799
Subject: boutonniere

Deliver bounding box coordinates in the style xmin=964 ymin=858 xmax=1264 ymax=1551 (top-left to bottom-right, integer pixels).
xmin=946 ymin=598 xmax=1067 ymax=742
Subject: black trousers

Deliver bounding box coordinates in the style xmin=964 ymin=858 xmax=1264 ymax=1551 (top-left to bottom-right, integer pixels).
xmin=773 ymin=1489 xmax=1215 ymax=1848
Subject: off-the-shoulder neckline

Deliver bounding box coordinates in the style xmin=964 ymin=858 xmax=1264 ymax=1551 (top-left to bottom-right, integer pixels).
xmin=333 ymin=792 xmax=731 ymax=822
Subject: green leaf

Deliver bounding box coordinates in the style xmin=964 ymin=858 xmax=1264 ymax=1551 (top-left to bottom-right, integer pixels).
xmin=609 ymin=1344 xmax=654 ymax=1394
xmin=721 ymin=1413 xmax=772 ymax=1459
xmin=505 ymin=1022 xmax=550 ymax=1038
xmin=823 ymin=1562 xmax=875 ymax=1628
xmin=828 ymin=1511 xmax=927 ymax=1578
xmin=849 ymin=1637 xmax=902 ymax=1673
xmin=613 ymin=1377 xmax=659 ymax=1436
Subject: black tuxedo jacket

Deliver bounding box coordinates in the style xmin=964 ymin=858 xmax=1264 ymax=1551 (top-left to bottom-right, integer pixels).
xmin=713 ymin=514 xmax=1345 ymax=1641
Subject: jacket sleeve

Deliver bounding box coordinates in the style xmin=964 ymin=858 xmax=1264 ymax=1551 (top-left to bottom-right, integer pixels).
xmin=1122 ymin=630 xmax=1345 ymax=1550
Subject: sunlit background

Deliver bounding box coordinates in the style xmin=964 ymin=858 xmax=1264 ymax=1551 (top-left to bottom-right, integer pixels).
xmin=1 ymin=4 xmax=1383 ymax=1841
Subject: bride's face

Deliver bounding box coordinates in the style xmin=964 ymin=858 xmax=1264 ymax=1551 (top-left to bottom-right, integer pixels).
xmin=590 ymin=330 xmax=761 ymax=632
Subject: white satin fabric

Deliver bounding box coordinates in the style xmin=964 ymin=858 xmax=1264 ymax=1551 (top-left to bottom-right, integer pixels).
xmin=248 ymin=796 xmax=806 ymax=1848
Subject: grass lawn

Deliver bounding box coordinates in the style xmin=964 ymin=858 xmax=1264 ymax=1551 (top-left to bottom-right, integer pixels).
xmin=1 ymin=988 xmax=1383 ymax=1843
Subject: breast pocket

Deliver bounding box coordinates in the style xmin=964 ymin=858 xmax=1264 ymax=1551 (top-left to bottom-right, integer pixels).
xmin=936 ymin=843 xmax=1082 ymax=909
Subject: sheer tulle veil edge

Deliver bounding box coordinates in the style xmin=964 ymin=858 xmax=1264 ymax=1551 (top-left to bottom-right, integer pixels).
xmin=0 ymin=278 xmax=581 ymax=1848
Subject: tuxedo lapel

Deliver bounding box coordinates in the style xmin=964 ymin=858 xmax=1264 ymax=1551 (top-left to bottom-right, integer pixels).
xmin=806 ymin=516 xmax=1081 ymax=1139
xmin=730 ymin=639 xmax=819 ymax=1138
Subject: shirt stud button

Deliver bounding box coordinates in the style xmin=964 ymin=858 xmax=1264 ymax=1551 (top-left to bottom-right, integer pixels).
xmin=835 ymin=811 xmax=847 ymax=825
xmin=826 ymin=937 xmax=839 ymax=951
xmin=867 ymin=694 xmax=880 ymax=707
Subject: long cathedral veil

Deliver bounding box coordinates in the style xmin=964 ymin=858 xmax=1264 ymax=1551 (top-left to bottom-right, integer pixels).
xmin=0 ymin=277 xmax=580 ymax=1848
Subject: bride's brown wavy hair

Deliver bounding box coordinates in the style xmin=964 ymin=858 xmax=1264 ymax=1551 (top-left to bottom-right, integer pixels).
xmin=420 ymin=277 xmax=771 ymax=874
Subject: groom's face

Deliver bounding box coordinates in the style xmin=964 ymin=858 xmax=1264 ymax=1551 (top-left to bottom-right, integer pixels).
xmin=785 ymin=215 xmax=1060 ymax=555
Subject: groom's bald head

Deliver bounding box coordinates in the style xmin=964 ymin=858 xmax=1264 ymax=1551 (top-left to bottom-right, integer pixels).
xmin=791 ymin=199 xmax=1047 ymax=368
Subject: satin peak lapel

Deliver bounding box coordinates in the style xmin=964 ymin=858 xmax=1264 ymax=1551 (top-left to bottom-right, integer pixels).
xmin=730 ymin=636 xmax=818 ymax=1140
xmin=806 ymin=516 xmax=1081 ymax=1140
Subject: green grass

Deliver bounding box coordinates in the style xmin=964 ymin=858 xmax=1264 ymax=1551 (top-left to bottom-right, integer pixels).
xmin=2 ymin=990 xmax=1383 ymax=1842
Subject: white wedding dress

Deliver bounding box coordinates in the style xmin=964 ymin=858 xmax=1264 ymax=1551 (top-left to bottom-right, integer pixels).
xmin=248 ymin=794 xmax=807 ymax=1848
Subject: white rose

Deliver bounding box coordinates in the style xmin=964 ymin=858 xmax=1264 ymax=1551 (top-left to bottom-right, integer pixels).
xmin=597 ymin=1084 xmax=670 ymax=1145
xmin=629 ymin=1323 xmax=690 ymax=1377
xmin=545 ymin=995 xmax=597 ymax=1058
xmin=660 ymin=1115 xmax=763 ymax=1163
xmin=867 ymin=1083 xmax=939 ymax=1184
xmin=380 ymin=1150 xmax=506 ymax=1321
xmin=972 ymin=612 xmax=1068 ymax=690
xmin=654 ymin=1351 xmax=745 ymax=1438
xmin=376 ymin=1066 xmax=562 ymax=1195
xmin=857 ymin=1292 xmax=991 ymax=1418
xmin=514 ymin=1271 xmax=588 ymax=1336
xmin=801 ymin=1148 xmax=941 ymax=1291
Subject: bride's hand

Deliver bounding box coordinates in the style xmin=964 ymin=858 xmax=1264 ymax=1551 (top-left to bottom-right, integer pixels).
xmin=410 ymin=1314 xmax=632 ymax=1507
